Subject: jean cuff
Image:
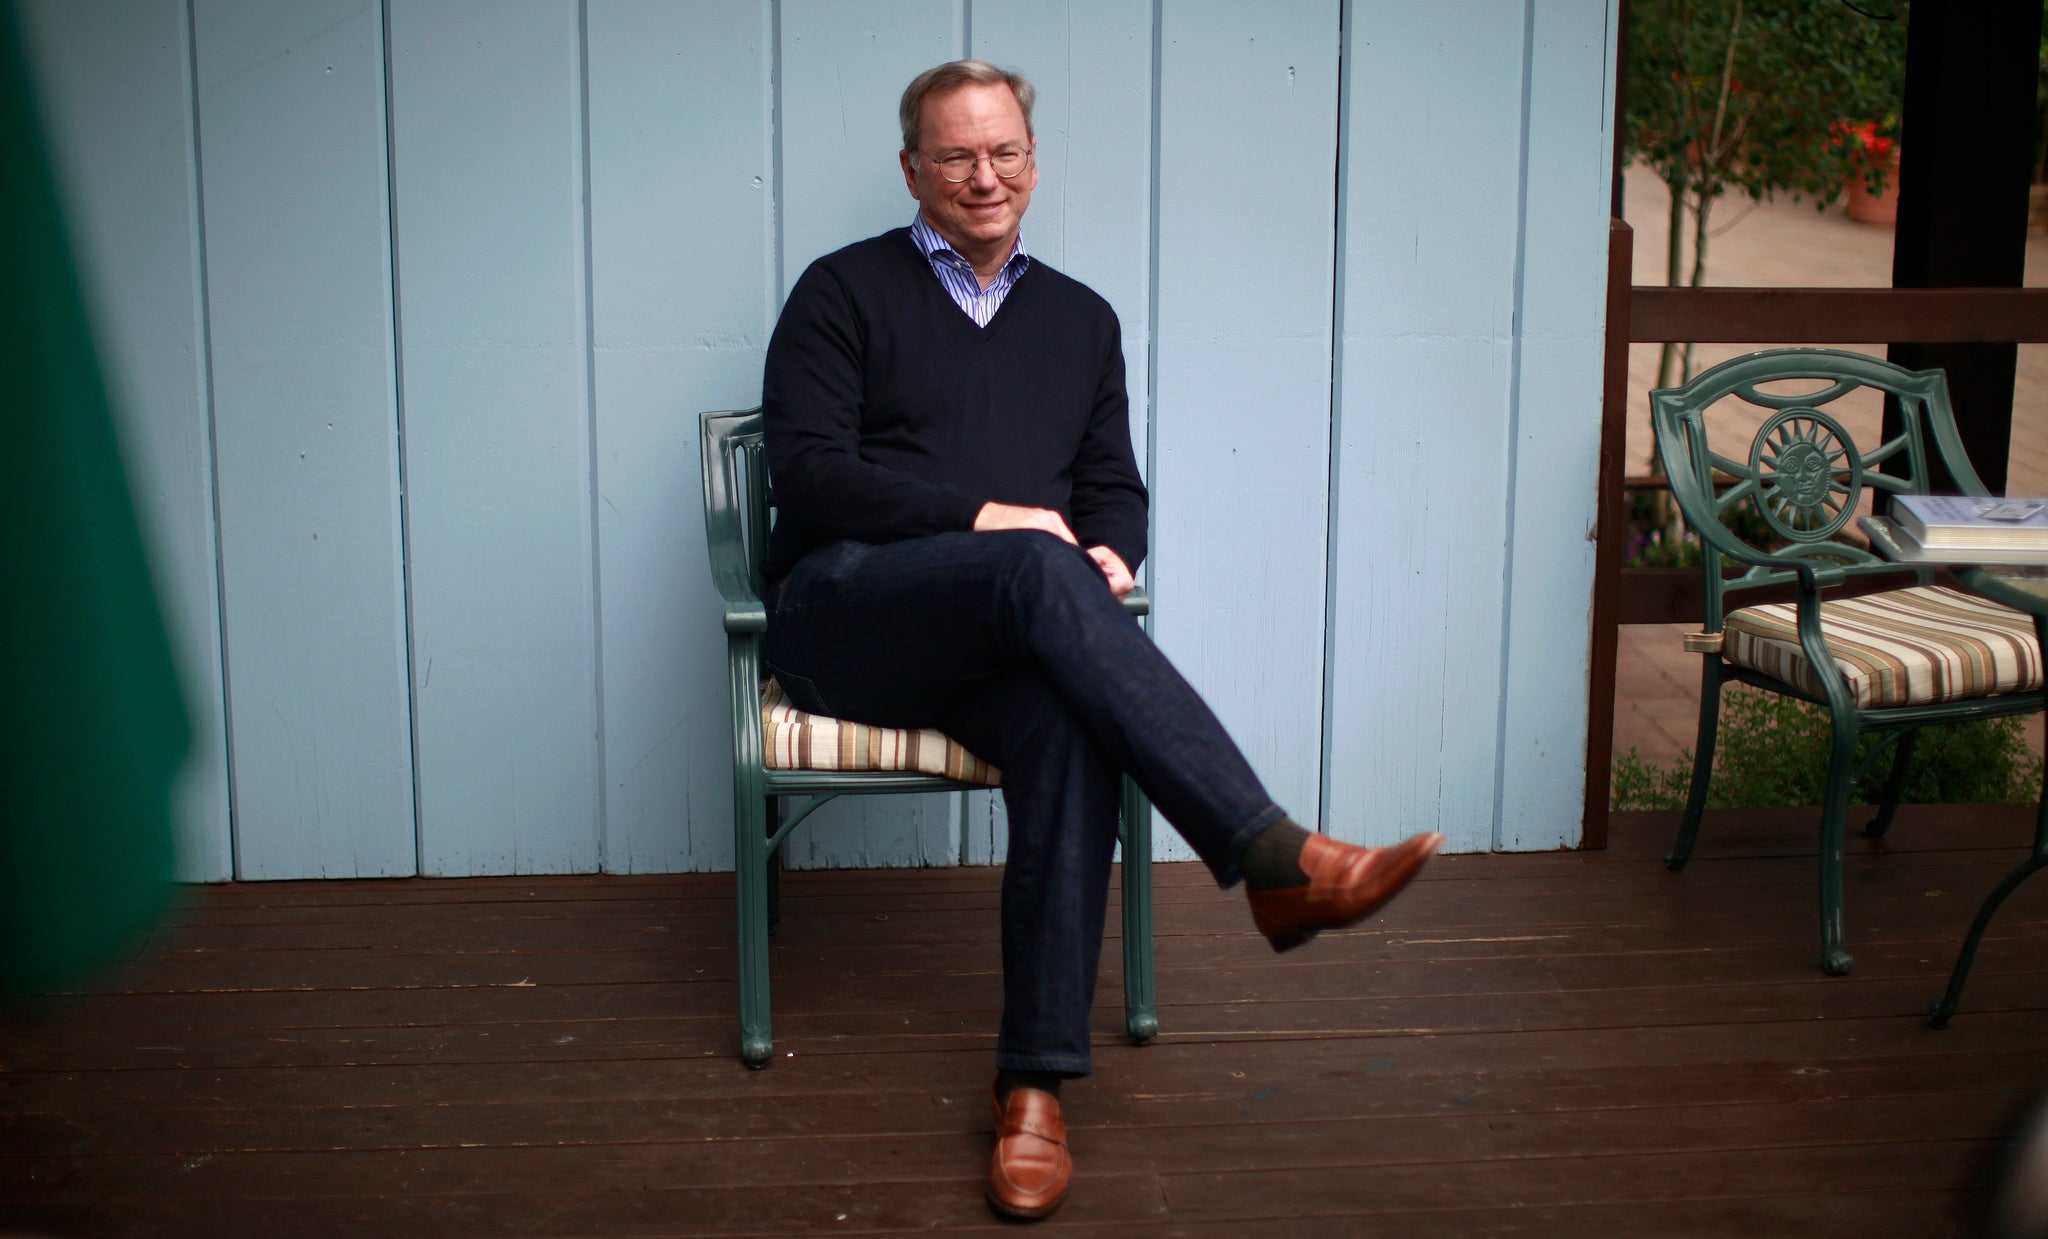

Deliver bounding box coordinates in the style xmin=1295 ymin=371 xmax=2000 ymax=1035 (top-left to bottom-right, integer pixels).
xmin=994 ymin=1049 xmax=1093 ymax=1077
xmin=1211 ymin=801 xmax=1289 ymax=890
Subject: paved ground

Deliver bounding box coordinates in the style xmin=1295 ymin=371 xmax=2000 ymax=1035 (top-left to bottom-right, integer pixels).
xmin=1609 ymin=165 xmax=2048 ymax=776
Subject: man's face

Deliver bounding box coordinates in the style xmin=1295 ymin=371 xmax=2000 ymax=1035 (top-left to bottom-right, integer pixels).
xmin=898 ymin=81 xmax=1037 ymax=265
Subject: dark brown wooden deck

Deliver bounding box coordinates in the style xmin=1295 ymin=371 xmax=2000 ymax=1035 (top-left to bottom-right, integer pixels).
xmin=4 ymin=806 xmax=2047 ymax=1237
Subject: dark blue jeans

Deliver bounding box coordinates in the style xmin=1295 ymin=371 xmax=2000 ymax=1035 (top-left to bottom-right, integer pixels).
xmin=764 ymin=531 xmax=1284 ymax=1075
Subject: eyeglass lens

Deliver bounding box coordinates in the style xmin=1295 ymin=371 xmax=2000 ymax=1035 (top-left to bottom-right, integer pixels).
xmin=930 ymin=149 xmax=1030 ymax=182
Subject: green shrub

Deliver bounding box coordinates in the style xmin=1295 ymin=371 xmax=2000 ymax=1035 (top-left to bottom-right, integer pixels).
xmin=1624 ymin=491 xmax=1795 ymax=570
xmin=1612 ymin=688 xmax=2044 ymax=811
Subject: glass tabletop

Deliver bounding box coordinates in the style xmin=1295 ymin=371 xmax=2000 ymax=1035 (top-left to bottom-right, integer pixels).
xmin=1955 ymin=564 xmax=2048 ymax=618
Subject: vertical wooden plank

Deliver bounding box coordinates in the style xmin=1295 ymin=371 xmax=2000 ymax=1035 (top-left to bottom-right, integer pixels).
xmin=587 ymin=0 xmax=773 ymax=873
xmin=778 ymin=0 xmax=961 ymax=291
xmin=386 ymin=0 xmax=598 ymax=875
xmin=1151 ymin=0 xmax=1338 ymax=854
xmin=17 ymin=0 xmax=232 ymax=881
xmin=194 ymin=0 xmax=415 ymax=879
xmin=1323 ymin=3 xmax=1527 ymax=853
xmin=772 ymin=0 xmax=966 ymax=870
xmin=960 ymin=790 xmax=1007 ymax=869
xmin=1494 ymin=0 xmax=1619 ymax=850
xmin=779 ymin=795 xmax=963 ymax=874
xmin=969 ymin=0 xmax=1153 ymax=326
xmin=967 ymin=0 xmax=1154 ymax=866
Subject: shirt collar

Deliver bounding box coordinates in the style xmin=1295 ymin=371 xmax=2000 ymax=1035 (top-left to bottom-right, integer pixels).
xmin=910 ymin=213 xmax=1031 ymax=278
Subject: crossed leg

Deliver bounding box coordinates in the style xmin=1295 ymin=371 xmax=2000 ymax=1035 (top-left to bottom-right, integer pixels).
xmin=764 ymin=530 xmax=1285 ymax=1070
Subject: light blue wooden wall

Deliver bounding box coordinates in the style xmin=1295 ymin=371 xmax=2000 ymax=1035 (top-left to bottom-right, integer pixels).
xmin=387 ymin=2 xmax=603 ymax=875
xmin=21 ymin=0 xmax=1618 ymax=880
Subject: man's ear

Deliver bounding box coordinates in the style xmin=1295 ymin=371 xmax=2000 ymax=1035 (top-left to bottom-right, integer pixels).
xmin=899 ymin=150 xmax=921 ymax=200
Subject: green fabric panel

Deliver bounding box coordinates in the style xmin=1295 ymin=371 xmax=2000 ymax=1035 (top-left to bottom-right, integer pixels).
xmin=0 ymin=3 xmax=187 ymax=994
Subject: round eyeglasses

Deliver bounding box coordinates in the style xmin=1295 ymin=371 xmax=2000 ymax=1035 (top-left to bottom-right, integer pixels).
xmin=917 ymin=147 xmax=1034 ymax=183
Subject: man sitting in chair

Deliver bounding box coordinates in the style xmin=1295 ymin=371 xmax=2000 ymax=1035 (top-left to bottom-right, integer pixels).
xmin=760 ymin=59 xmax=1444 ymax=1221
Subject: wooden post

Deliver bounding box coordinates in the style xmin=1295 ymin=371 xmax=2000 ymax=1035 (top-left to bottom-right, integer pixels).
xmin=1885 ymin=0 xmax=2044 ymax=496
xmin=1584 ymin=218 xmax=1634 ymax=850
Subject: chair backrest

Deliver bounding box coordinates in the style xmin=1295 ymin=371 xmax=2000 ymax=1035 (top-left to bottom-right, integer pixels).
xmin=700 ymin=407 xmax=772 ymax=610
xmin=1649 ymin=348 xmax=1987 ymax=627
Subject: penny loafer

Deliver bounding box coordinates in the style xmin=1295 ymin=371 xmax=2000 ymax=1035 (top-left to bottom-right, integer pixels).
xmin=987 ymin=1085 xmax=1072 ymax=1220
xmin=1247 ymin=830 xmax=1444 ymax=952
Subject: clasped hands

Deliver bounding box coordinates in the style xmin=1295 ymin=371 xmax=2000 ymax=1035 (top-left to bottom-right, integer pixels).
xmin=973 ymin=501 xmax=1133 ymax=598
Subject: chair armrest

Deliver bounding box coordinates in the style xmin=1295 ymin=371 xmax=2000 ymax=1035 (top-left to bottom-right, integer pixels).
xmin=710 ymin=565 xmax=767 ymax=633
xmin=703 ymin=508 xmax=767 ymax=633
xmin=1779 ymin=556 xmax=1846 ymax=592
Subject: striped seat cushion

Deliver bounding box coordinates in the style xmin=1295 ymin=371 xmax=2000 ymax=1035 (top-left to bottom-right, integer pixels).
xmin=1722 ymin=585 xmax=2042 ymax=709
xmin=761 ymin=679 xmax=1000 ymax=785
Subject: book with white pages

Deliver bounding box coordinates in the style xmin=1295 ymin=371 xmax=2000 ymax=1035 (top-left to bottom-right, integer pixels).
xmin=1891 ymin=494 xmax=2048 ymax=550
xmin=1860 ymin=514 xmax=2048 ymax=565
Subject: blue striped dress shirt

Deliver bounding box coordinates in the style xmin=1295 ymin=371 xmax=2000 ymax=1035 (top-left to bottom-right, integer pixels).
xmin=909 ymin=213 xmax=1031 ymax=327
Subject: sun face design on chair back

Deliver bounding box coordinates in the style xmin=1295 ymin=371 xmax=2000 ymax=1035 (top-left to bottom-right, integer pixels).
xmin=1751 ymin=406 xmax=1862 ymax=542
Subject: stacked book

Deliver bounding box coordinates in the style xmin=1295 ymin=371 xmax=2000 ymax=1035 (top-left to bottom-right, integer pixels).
xmin=1861 ymin=495 xmax=2048 ymax=563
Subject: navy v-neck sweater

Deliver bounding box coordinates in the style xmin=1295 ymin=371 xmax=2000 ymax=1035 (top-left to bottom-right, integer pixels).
xmin=761 ymin=229 xmax=1148 ymax=581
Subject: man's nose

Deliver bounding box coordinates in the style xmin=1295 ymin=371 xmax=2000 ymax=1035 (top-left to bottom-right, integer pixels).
xmin=966 ymin=156 xmax=1001 ymax=190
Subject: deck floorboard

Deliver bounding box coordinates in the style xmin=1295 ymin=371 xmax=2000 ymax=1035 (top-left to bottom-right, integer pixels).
xmin=4 ymin=806 xmax=2046 ymax=1236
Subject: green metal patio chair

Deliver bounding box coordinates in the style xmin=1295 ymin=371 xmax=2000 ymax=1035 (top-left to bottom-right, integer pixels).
xmin=1652 ymin=349 xmax=2047 ymax=977
xmin=699 ymin=407 xmax=1158 ymax=1068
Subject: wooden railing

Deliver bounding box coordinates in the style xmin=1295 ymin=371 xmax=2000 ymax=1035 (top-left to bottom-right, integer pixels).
xmin=1631 ymin=286 xmax=2048 ymax=345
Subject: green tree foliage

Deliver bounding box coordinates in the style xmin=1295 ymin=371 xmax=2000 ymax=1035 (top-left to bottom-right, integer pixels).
xmin=1627 ymin=0 xmax=1909 ymax=397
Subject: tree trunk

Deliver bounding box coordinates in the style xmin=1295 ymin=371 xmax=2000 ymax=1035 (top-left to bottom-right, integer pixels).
xmin=1650 ymin=168 xmax=1689 ymax=487
xmin=1654 ymin=170 xmax=1687 ymax=402
xmin=1683 ymin=188 xmax=1715 ymax=385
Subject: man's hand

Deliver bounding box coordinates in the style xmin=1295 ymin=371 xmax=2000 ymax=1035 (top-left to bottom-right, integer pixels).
xmin=973 ymin=501 xmax=1078 ymax=546
xmin=1087 ymin=546 xmax=1134 ymax=598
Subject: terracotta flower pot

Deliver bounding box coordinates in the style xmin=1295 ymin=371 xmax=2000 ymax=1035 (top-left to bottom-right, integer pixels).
xmin=1846 ymin=146 xmax=1901 ymax=227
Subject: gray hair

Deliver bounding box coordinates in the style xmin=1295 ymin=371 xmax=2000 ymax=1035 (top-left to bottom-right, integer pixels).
xmin=898 ymin=60 xmax=1036 ymax=152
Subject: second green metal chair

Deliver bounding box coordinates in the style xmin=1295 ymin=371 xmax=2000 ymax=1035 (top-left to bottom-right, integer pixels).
xmin=1651 ymin=349 xmax=2047 ymax=977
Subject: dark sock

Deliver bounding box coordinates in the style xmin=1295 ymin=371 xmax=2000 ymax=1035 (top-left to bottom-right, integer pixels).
xmin=1240 ymin=818 xmax=1313 ymax=891
xmin=995 ymin=1069 xmax=1063 ymax=1105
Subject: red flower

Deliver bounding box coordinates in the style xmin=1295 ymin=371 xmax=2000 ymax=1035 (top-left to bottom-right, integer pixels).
xmin=1832 ymin=120 xmax=1894 ymax=159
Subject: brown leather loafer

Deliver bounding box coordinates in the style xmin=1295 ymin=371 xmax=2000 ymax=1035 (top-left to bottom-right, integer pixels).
xmin=987 ymin=1085 xmax=1072 ymax=1220
xmin=1247 ymin=830 xmax=1444 ymax=952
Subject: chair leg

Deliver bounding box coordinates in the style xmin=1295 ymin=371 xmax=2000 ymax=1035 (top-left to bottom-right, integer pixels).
xmin=735 ymin=782 xmax=775 ymax=1068
xmin=765 ymin=796 xmax=782 ymax=934
xmin=1863 ymin=729 xmax=1918 ymax=839
xmin=1118 ymin=777 xmax=1157 ymax=1045
xmin=1930 ymin=744 xmax=2048 ymax=1026
xmin=1818 ymin=711 xmax=1859 ymax=977
xmin=1666 ymin=659 xmax=1725 ymax=871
